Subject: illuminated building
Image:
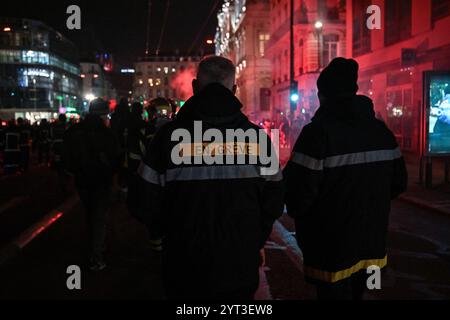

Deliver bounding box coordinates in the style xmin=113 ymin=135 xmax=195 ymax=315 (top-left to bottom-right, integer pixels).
xmin=267 ymin=0 xmax=346 ymax=117
xmin=215 ymin=0 xmax=273 ymax=121
xmin=133 ymin=55 xmax=201 ymax=107
xmin=347 ymin=0 xmax=450 ymax=153
xmin=95 ymin=53 xmax=114 ymax=73
xmin=0 ymin=18 xmax=81 ymax=122
xmin=80 ymin=62 xmax=117 ymax=112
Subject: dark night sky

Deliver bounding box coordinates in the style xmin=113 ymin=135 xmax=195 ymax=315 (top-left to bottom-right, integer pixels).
xmin=1 ymin=0 xmax=220 ymax=65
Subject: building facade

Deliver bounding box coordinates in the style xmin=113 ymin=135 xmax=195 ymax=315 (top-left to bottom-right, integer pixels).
xmin=348 ymin=0 xmax=450 ymax=153
xmin=80 ymin=62 xmax=116 ymax=113
xmin=0 ymin=18 xmax=81 ymax=122
xmin=133 ymin=55 xmax=201 ymax=107
xmin=216 ymin=0 xmax=273 ymax=121
xmin=267 ymin=0 xmax=346 ymax=118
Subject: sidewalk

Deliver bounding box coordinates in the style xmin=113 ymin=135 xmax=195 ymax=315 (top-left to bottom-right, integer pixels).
xmin=400 ymin=152 xmax=450 ymax=216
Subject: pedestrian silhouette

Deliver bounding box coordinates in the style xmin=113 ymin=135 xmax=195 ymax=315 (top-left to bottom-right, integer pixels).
xmin=284 ymin=57 xmax=408 ymax=300
xmin=63 ymin=98 xmax=121 ymax=271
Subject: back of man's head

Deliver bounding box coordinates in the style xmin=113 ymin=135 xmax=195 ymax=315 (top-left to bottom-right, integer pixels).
xmin=89 ymin=98 xmax=109 ymax=117
xmin=194 ymin=56 xmax=236 ymax=93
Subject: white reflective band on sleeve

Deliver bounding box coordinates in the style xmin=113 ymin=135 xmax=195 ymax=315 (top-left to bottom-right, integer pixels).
xmin=165 ymin=165 xmax=264 ymax=183
xmin=263 ymin=169 xmax=283 ymax=182
xmin=324 ymin=147 xmax=402 ymax=168
xmin=291 ymin=153 xmax=324 ymax=171
xmin=291 ymin=147 xmax=402 ymax=170
xmin=138 ymin=162 xmax=164 ymax=186
xmin=129 ymin=152 xmax=142 ymax=161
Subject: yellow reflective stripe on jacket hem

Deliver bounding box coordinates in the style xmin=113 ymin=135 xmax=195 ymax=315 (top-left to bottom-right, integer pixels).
xmin=304 ymin=256 xmax=387 ymax=283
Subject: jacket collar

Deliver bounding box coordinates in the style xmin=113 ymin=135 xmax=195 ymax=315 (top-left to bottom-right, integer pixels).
xmin=177 ymin=83 xmax=246 ymax=126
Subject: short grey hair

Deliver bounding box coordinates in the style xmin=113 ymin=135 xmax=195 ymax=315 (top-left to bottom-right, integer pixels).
xmin=197 ymin=56 xmax=236 ymax=90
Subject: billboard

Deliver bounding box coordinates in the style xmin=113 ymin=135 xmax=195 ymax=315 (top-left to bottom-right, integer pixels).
xmin=424 ymin=71 xmax=450 ymax=156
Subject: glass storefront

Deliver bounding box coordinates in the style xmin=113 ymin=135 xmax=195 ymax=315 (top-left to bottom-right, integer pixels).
xmin=0 ymin=18 xmax=81 ymax=117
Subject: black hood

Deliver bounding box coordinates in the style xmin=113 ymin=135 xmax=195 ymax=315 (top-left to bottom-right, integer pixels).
xmin=313 ymin=95 xmax=376 ymax=126
xmin=176 ymin=83 xmax=247 ymax=127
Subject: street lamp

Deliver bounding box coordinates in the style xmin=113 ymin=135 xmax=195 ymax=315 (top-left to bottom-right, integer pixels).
xmin=314 ymin=21 xmax=323 ymax=71
xmin=32 ymin=78 xmax=37 ymax=112
xmin=85 ymin=93 xmax=96 ymax=102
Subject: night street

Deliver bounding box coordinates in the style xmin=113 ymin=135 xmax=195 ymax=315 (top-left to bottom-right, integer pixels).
xmin=1 ymin=0 xmax=450 ymax=310
xmin=0 ymin=166 xmax=449 ymax=300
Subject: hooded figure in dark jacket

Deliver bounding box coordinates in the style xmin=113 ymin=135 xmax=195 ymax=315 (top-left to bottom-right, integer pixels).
xmin=138 ymin=56 xmax=284 ymax=300
xmin=284 ymin=58 xmax=408 ymax=300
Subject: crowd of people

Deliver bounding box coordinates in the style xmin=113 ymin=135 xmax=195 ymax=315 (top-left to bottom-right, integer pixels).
xmin=0 ymin=115 xmax=75 ymax=175
xmin=1 ymin=55 xmax=408 ymax=301
xmin=260 ymin=112 xmax=312 ymax=149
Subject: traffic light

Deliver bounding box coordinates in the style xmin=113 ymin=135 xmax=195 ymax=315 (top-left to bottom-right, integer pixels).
xmin=290 ymin=80 xmax=299 ymax=111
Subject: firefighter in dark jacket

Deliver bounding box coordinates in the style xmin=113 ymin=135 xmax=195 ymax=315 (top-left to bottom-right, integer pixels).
xmin=37 ymin=119 xmax=51 ymax=166
xmin=17 ymin=118 xmax=31 ymax=172
xmin=51 ymin=114 xmax=68 ymax=192
xmin=126 ymin=102 xmax=157 ymax=245
xmin=284 ymin=58 xmax=408 ymax=300
xmin=138 ymin=56 xmax=285 ymax=300
xmin=3 ymin=120 xmax=21 ymax=174
xmin=110 ymin=98 xmax=130 ymax=193
xmin=63 ymin=98 xmax=121 ymax=271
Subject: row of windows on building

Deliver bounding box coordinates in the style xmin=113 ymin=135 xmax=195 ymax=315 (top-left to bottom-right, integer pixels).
xmin=0 ymin=65 xmax=79 ymax=94
xmin=0 ymin=31 xmax=49 ymax=50
xmin=272 ymin=33 xmax=340 ymax=84
xmin=271 ymin=0 xmax=342 ymax=30
xmin=353 ymin=0 xmax=450 ymax=57
xmin=0 ymin=88 xmax=78 ymax=110
xmin=0 ymin=49 xmax=80 ymax=76
xmin=135 ymin=65 xmax=185 ymax=76
xmin=137 ymin=77 xmax=171 ymax=87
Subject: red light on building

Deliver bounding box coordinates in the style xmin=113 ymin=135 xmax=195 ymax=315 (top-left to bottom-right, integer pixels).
xmin=80 ymin=74 xmax=86 ymax=78
xmin=93 ymin=74 xmax=99 ymax=78
xmin=206 ymin=39 xmax=214 ymax=45
xmin=3 ymin=27 xmax=12 ymax=32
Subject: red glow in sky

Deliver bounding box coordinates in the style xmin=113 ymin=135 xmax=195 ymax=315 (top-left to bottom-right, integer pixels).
xmin=171 ymin=66 xmax=197 ymax=102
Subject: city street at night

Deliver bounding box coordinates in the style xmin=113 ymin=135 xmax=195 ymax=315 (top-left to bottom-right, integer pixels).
xmin=1 ymin=0 xmax=450 ymax=312
xmin=0 ymin=160 xmax=449 ymax=300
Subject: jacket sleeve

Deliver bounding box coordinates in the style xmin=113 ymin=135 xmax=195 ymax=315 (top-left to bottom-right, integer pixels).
xmin=391 ymin=151 xmax=408 ymax=200
xmin=259 ymin=134 xmax=285 ymax=249
xmin=137 ymin=127 xmax=167 ymax=236
xmin=283 ymin=123 xmax=326 ymax=220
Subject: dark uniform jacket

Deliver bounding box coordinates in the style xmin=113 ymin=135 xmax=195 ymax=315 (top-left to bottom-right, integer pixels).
xmin=63 ymin=115 xmax=121 ymax=189
xmin=138 ymin=83 xmax=285 ymax=298
xmin=284 ymin=95 xmax=408 ymax=284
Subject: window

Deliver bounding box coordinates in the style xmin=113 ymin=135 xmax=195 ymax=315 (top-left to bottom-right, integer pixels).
xmin=258 ymin=33 xmax=270 ymax=57
xmin=318 ymin=0 xmax=340 ymax=20
xmin=385 ymin=0 xmax=412 ymax=46
xmin=352 ymin=0 xmax=371 ymax=56
xmin=260 ymin=88 xmax=271 ymax=111
xmin=432 ymin=0 xmax=450 ymax=24
xmin=323 ymin=34 xmax=339 ymax=67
